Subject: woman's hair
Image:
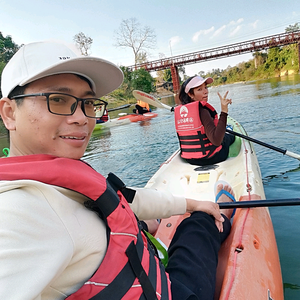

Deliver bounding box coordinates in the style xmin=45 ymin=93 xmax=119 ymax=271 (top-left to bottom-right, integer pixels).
xmin=178 ymin=75 xmax=197 ymax=105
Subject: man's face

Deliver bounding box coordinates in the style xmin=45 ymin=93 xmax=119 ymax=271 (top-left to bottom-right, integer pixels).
xmin=8 ymin=74 xmax=96 ymax=159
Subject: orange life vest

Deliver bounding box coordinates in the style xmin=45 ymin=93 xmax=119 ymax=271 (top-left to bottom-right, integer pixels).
xmin=0 ymin=155 xmax=171 ymax=300
xmin=137 ymin=100 xmax=150 ymax=111
xmin=174 ymin=101 xmax=222 ymax=159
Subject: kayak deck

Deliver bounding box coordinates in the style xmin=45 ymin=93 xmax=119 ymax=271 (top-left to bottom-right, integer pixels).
xmin=145 ymin=116 xmax=283 ymax=299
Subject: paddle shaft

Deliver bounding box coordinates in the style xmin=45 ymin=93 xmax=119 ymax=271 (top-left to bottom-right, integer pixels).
xmin=226 ymin=129 xmax=300 ymax=160
xmin=218 ymin=198 xmax=300 ymax=209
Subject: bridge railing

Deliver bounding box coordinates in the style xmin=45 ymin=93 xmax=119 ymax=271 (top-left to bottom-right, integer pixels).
xmin=127 ymin=30 xmax=300 ymax=72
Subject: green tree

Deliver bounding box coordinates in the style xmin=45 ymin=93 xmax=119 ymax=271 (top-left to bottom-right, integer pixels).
xmin=163 ymin=69 xmax=172 ymax=82
xmin=119 ymin=66 xmax=133 ymax=97
xmin=0 ymin=32 xmax=20 ymax=63
xmin=0 ymin=32 xmax=20 ymax=97
xmin=264 ymin=47 xmax=282 ymax=75
xmin=131 ymin=68 xmax=155 ymax=93
xmin=285 ymin=23 xmax=300 ymax=32
xmin=252 ymin=51 xmax=267 ymax=69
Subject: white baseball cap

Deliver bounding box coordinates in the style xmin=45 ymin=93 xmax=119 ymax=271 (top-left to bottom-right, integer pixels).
xmin=185 ymin=76 xmax=214 ymax=93
xmin=1 ymin=40 xmax=124 ymax=98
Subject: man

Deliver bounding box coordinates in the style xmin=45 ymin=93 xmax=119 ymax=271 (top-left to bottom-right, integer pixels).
xmin=0 ymin=41 xmax=234 ymax=300
xmin=134 ymin=99 xmax=151 ymax=114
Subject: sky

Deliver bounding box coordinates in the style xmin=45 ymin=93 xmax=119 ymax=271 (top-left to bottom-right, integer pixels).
xmin=1 ymin=0 xmax=300 ymax=77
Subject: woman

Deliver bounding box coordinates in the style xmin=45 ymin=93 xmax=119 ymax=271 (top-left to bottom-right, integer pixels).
xmin=174 ymin=75 xmax=235 ymax=166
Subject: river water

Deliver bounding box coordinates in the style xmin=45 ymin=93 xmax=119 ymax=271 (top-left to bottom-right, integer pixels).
xmin=1 ymin=75 xmax=300 ymax=299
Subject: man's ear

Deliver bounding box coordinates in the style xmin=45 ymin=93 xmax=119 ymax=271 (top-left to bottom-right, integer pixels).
xmin=0 ymin=97 xmax=17 ymax=130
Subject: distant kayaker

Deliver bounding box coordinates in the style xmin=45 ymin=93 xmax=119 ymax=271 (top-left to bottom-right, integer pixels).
xmin=0 ymin=41 xmax=235 ymax=300
xmin=133 ymin=99 xmax=151 ymax=114
xmin=175 ymin=75 xmax=235 ymax=165
xmin=96 ymin=107 xmax=109 ymax=123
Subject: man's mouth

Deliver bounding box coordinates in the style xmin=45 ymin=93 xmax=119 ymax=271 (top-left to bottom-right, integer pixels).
xmin=60 ymin=136 xmax=85 ymax=140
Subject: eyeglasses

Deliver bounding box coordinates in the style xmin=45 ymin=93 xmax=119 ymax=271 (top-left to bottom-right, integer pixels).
xmin=10 ymin=93 xmax=108 ymax=118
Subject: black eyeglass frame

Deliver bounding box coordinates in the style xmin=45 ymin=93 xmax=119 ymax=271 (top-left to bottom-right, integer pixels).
xmin=10 ymin=93 xmax=108 ymax=118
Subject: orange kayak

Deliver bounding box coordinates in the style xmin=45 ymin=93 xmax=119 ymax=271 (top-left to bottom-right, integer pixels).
xmin=145 ymin=116 xmax=283 ymax=299
xmin=93 ymin=112 xmax=158 ymax=131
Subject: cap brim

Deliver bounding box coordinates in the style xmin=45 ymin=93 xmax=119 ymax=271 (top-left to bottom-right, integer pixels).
xmin=20 ymin=57 xmax=124 ymax=98
xmin=205 ymin=77 xmax=213 ymax=84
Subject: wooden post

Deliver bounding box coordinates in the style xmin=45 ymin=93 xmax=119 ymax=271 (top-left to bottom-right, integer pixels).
xmin=170 ymin=65 xmax=181 ymax=104
xmin=298 ymin=43 xmax=300 ymax=73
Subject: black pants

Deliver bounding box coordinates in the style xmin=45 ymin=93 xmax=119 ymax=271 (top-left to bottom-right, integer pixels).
xmin=135 ymin=104 xmax=149 ymax=115
xmin=166 ymin=211 xmax=231 ymax=300
xmin=186 ymin=134 xmax=235 ymax=166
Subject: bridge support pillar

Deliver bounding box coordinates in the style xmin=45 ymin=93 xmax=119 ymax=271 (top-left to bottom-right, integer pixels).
xmin=298 ymin=43 xmax=300 ymax=73
xmin=170 ymin=65 xmax=180 ymax=93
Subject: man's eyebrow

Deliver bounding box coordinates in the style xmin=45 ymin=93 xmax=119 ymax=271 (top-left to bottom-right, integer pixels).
xmin=44 ymin=87 xmax=96 ymax=97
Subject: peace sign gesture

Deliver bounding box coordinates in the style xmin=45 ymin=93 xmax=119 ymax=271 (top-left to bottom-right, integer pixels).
xmin=217 ymin=91 xmax=232 ymax=113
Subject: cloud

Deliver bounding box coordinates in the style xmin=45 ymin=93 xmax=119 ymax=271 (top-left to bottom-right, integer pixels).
xmin=192 ymin=26 xmax=214 ymax=42
xmin=192 ymin=18 xmax=245 ymax=42
xmin=169 ymin=36 xmax=182 ymax=47
xmin=229 ymin=25 xmax=242 ymax=37
xmin=250 ymin=20 xmax=259 ymax=29
xmin=229 ymin=18 xmax=244 ymax=27
xmin=211 ymin=25 xmax=226 ymax=38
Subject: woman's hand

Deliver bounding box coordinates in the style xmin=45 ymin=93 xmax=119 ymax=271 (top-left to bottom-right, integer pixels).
xmin=217 ymin=91 xmax=232 ymax=113
xmin=186 ymin=199 xmax=225 ymax=232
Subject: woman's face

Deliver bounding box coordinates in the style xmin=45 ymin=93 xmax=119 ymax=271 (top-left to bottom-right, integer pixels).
xmin=188 ymin=82 xmax=209 ymax=102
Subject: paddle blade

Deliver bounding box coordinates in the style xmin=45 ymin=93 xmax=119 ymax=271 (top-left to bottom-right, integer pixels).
xmin=132 ymin=90 xmax=172 ymax=110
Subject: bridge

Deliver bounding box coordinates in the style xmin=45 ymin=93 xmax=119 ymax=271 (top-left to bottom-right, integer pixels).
xmin=127 ymin=30 xmax=300 ymax=92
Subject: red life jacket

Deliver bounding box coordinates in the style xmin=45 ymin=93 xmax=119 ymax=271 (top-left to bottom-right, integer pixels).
xmin=100 ymin=109 xmax=109 ymax=122
xmin=0 ymin=154 xmax=171 ymax=300
xmin=174 ymin=101 xmax=222 ymax=159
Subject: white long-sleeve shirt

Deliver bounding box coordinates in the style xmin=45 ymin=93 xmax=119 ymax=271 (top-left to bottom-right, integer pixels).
xmin=0 ymin=179 xmax=186 ymax=300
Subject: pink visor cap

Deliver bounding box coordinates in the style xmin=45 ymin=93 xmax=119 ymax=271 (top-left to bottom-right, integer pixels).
xmin=185 ymin=76 xmax=214 ymax=93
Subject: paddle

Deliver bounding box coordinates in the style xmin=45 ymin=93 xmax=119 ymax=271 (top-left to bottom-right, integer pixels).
xmin=226 ymin=129 xmax=300 ymax=161
xmin=132 ymin=90 xmax=173 ymax=111
xmin=218 ymin=198 xmax=300 ymax=209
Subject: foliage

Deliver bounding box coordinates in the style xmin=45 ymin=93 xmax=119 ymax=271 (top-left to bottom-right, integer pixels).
xmin=136 ymin=51 xmax=148 ymax=64
xmin=200 ymin=41 xmax=299 ymax=85
xmin=73 ymin=32 xmax=93 ymax=56
xmin=285 ymin=23 xmax=300 ymax=32
xmin=131 ymin=68 xmax=155 ymax=93
xmin=163 ymin=69 xmax=172 ymax=82
xmin=114 ymin=18 xmax=156 ymax=65
xmin=0 ymin=32 xmax=20 ymax=63
xmin=0 ymin=33 xmax=20 ymax=97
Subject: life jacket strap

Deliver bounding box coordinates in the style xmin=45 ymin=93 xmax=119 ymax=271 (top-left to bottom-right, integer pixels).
xmin=126 ymin=241 xmax=158 ymax=300
xmin=107 ymin=172 xmax=136 ymax=203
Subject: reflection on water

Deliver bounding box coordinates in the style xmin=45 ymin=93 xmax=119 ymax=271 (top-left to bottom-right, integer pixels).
xmin=263 ymin=165 xmax=300 ymax=194
xmin=284 ymin=283 xmax=300 ymax=290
